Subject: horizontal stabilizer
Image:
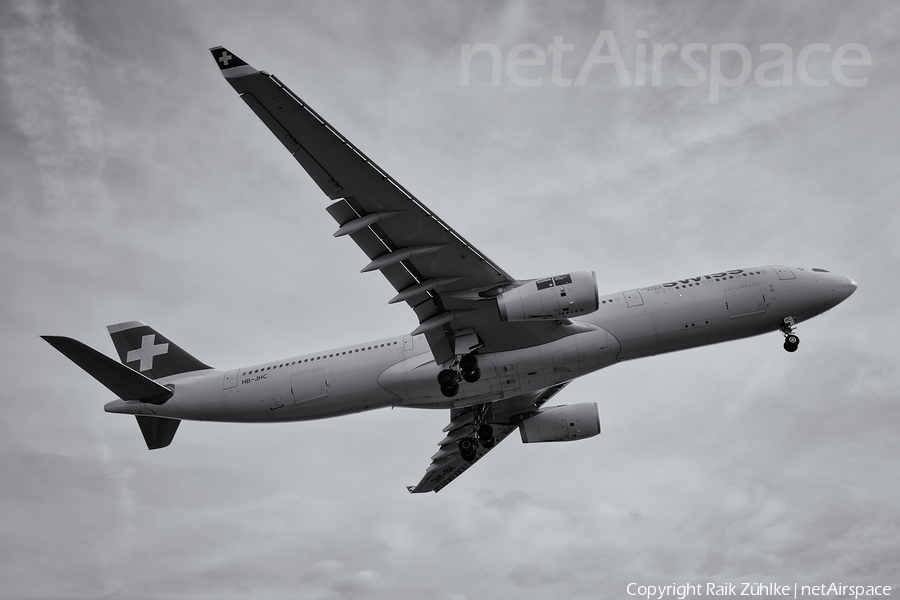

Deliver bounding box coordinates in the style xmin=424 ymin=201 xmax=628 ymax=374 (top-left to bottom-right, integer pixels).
xmin=135 ymin=415 xmax=180 ymax=450
xmin=41 ymin=336 xmax=173 ymax=404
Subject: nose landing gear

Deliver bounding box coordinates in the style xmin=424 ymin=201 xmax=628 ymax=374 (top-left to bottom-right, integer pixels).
xmin=781 ymin=317 xmax=800 ymax=352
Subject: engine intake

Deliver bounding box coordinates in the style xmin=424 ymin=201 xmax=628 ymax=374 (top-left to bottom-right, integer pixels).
xmin=519 ymin=403 xmax=601 ymax=443
xmin=497 ymin=271 xmax=598 ymax=321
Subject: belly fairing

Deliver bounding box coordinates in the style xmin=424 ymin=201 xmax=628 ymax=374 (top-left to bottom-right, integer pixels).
xmin=378 ymin=326 xmax=619 ymax=408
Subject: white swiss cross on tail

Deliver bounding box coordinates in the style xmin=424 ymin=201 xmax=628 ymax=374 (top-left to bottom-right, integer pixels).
xmin=218 ymin=50 xmax=233 ymax=67
xmin=126 ymin=334 xmax=169 ymax=371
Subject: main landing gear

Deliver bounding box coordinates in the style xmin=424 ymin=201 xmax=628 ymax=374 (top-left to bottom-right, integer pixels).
xmin=436 ymin=354 xmax=492 ymax=462
xmin=457 ymin=403 xmax=495 ymax=463
xmin=781 ymin=316 xmax=800 ymax=352
xmin=437 ymin=353 xmax=481 ymax=397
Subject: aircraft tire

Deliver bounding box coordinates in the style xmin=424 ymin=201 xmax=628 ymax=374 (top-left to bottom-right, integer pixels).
xmin=784 ymin=334 xmax=799 ymax=352
xmin=458 ymin=437 xmax=477 ymax=461
xmin=477 ymin=423 xmax=494 ymax=443
xmin=462 ymin=367 xmax=481 ymax=383
xmin=437 ymin=368 xmax=457 ymax=387
xmin=440 ymin=382 xmax=459 ymax=397
xmin=460 ymin=354 xmax=478 ymax=374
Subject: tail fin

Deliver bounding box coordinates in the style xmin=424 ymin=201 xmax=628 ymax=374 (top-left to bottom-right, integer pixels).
xmin=107 ymin=321 xmax=212 ymax=380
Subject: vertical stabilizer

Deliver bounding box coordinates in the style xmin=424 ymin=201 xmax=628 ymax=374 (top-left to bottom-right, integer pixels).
xmin=107 ymin=321 xmax=212 ymax=380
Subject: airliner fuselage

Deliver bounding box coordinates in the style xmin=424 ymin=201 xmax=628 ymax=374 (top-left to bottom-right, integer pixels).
xmin=105 ymin=265 xmax=856 ymax=423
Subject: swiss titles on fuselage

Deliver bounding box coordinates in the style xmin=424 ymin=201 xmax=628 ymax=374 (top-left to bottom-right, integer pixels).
xmin=643 ymin=269 xmax=748 ymax=292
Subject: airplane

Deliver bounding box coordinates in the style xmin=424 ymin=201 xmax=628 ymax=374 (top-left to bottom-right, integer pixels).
xmin=42 ymin=47 xmax=858 ymax=493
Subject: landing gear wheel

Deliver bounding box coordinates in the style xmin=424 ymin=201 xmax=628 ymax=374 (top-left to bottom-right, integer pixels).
xmin=437 ymin=369 xmax=457 ymax=387
xmin=783 ymin=334 xmax=800 ymax=353
xmin=458 ymin=437 xmax=477 ymax=462
xmin=462 ymin=367 xmax=481 ymax=383
xmin=780 ymin=316 xmax=800 ymax=353
xmin=476 ymin=423 xmax=494 ymax=443
xmin=440 ymin=382 xmax=459 ymax=397
xmin=460 ymin=354 xmax=478 ymax=374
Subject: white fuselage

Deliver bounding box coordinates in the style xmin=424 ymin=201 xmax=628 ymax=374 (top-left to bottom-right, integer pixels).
xmin=105 ymin=266 xmax=856 ymax=423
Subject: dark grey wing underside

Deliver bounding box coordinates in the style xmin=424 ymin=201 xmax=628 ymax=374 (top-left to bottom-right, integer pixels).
xmin=211 ymin=47 xmax=578 ymax=365
xmin=408 ymin=383 xmax=569 ymax=493
xmin=210 ymin=47 xmax=585 ymax=493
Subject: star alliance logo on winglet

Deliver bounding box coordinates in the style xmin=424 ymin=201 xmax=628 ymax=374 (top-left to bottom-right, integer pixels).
xmin=126 ymin=334 xmax=169 ymax=371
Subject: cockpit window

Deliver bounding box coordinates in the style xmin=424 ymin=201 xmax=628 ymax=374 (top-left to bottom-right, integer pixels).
xmin=812 ymin=268 xmax=830 ymax=273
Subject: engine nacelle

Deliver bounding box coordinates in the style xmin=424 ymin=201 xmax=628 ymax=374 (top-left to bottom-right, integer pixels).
xmin=496 ymin=271 xmax=598 ymax=321
xmin=519 ymin=403 xmax=601 ymax=443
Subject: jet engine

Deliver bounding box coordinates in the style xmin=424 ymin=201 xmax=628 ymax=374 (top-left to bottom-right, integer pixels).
xmin=519 ymin=403 xmax=601 ymax=443
xmin=496 ymin=271 xmax=599 ymax=322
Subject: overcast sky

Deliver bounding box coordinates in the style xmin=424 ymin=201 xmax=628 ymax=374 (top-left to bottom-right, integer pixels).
xmin=2 ymin=1 xmax=899 ymax=599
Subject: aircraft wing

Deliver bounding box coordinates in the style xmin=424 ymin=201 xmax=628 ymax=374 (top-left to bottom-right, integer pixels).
xmin=211 ymin=47 xmax=583 ymax=365
xmin=408 ymin=383 xmax=568 ymax=493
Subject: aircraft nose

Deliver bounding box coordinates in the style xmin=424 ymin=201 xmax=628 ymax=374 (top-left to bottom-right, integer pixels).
xmin=845 ymin=276 xmax=858 ymax=296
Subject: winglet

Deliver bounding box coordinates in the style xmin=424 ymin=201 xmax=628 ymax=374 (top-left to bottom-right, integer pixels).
xmin=209 ymin=46 xmax=258 ymax=78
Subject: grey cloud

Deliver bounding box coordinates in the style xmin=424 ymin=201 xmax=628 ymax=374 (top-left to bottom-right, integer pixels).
xmin=2 ymin=2 xmax=898 ymax=599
